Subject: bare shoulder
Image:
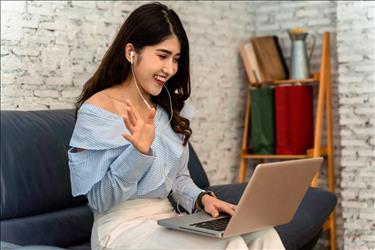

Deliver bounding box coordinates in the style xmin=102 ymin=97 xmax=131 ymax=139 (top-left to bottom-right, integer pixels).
xmin=85 ymin=90 xmax=107 ymax=106
xmin=85 ymin=90 xmax=114 ymax=111
xmin=84 ymin=89 xmax=125 ymax=116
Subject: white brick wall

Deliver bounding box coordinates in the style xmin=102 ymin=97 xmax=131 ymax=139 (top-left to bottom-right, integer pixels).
xmin=1 ymin=1 xmax=374 ymax=249
xmin=336 ymin=2 xmax=375 ymax=250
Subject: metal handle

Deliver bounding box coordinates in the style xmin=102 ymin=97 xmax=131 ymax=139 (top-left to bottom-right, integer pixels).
xmin=307 ymin=34 xmax=316 ymax=62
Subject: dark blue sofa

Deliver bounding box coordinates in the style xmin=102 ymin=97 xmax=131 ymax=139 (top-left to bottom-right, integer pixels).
xmin=0 ymin=109 xmax=337 ymax=249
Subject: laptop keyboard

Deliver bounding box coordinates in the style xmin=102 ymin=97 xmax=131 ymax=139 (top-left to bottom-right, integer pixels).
xmin=190 ymin=217 xmax=231 ymax=231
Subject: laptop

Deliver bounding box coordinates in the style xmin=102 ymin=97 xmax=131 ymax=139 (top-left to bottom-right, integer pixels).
xmin=158 ymin=157 xmax=322 ymax=238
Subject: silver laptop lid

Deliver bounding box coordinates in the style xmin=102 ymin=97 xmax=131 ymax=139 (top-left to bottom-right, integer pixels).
xmin=223 ymin=157 xmax=322 ymax=238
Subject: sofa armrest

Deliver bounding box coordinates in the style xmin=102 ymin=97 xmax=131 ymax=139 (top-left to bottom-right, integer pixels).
xmin=275 ymin=187 xmax=337 ymax=250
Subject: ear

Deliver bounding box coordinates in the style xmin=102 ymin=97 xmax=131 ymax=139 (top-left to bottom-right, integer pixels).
xmin=124 ymin=43 xmax=134 ymax=63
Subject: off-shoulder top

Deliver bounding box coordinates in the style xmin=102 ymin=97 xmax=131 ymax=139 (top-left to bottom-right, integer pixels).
xmin=68 ymin=103 xmax=204 ymax=213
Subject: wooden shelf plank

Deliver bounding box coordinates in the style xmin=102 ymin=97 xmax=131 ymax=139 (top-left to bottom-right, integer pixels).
xmin=249 ymin=72 xmax=320 ymax=87
xmin=250 ymin=78 xmax=317 ymax=86
xmin=306 ymin=146 xmax=328 ymax=157
xmin=241 ymin=146 xmax=327 ymax=159
xmin=273 ymin=78 xmax=317 ymax=84
xmin=241 ymin=154 xmax=308 ymax=159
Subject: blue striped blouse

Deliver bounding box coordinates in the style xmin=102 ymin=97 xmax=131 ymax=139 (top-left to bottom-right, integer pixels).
xmin=68 ymin=103 xmax=204 ymax=213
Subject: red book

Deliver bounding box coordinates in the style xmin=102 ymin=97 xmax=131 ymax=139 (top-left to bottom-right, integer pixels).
xmin=275 ymin=86 xmax=314 ymax=155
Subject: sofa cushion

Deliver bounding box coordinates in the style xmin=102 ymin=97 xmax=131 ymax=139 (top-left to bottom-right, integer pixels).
xmin=1 ymin=110 xmax=86 ymax=219
xmin=1 ymin=110 xmax=93 ymax=247
xmin=1 ymin=205 xmax=92 ymax=247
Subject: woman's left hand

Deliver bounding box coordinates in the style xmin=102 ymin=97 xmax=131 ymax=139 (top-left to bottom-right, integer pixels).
xmin=122 ymin=99 xmax=156 ymax=155
xmin=202 ymin=195 xmax=237 ymax=218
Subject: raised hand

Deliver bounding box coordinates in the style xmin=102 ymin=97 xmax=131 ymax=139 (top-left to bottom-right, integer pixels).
xmin=122 ymin=99 xmax=156 ymax=155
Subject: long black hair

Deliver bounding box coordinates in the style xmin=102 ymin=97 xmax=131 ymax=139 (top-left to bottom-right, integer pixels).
xmin=76 ymin=2 xmax=192 ymax=145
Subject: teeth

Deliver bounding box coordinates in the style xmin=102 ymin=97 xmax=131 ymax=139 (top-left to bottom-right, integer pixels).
xmin=154 ymin=75 xmax=165 ymax=82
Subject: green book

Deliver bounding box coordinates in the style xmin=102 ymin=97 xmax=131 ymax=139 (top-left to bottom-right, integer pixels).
xmin=250 ymin=88 xmax=275 ymax=154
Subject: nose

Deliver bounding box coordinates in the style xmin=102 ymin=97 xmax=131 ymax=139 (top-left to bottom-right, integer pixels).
xmin=162 ymin=58 xmax=175 ymax=76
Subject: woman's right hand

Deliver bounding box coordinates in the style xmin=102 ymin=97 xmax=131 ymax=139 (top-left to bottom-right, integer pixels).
xmin=202 ymin=195 xmax=237 ymax=218
xmin=122 ymin=99 xmax=156 ymax=155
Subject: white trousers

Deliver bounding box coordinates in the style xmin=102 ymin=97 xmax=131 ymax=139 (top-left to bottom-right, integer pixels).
xmin=91 ymin=198 xmax=285 ymax=250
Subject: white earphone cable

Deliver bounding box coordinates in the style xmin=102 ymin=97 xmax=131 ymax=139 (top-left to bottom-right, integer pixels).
xmin=131 ymin=52 xmax=192 ymax=215
xmin=161 ymin=85 xmax=198 ymax=215
xmin=131 ymin=61 xmax=153 ymax=111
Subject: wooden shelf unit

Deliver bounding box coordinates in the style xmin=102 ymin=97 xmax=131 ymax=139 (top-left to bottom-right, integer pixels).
xmin=239 ymin=32 xmax=336 ymax=250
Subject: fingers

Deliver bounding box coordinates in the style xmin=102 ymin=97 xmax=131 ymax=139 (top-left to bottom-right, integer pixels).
xmin=204 ymin=200 xmax=221 ymax=218
xmin=122 ymin=133 xmax=134 ymax=144
xmin=123 ymin=116 xmax=135 ymax=134
xmin=212 ymin=210 xmax=220 ymax=218
xmin=205 ymin=206 xmax=220 ymax=218
xmin=216 ymin=202 xmax=235 ymax=217
xmin=125 ymin=104 xmax=137 ymax=127
xmin=205 ymin=200 xmax=237 ymax=218
xmin=125 ymin=99 xmax=141 ymax=121
xmin=148 ymin=107 xmax=156 ymax=123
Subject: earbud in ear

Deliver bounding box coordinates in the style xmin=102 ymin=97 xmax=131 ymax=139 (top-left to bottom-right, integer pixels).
xmin=130 ymin=51 xmax=134 ymax=64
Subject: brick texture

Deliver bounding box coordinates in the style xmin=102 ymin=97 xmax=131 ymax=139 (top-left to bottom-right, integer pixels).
xmin=336 ymin=2 xmax=375 ymax=250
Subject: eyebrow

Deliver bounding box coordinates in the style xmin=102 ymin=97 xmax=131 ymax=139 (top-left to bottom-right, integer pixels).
xmin=156 ymin=49 xmax=180 ymax=56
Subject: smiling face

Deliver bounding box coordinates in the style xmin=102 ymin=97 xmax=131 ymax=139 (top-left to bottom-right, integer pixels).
xmin=131 ymin=35 xmax=181 ymax=97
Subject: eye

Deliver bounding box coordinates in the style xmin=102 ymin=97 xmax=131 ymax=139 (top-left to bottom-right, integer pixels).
xmin=173 ymin=58 xmax=179 ymax=63
xmin=158 ymin=55 xmax=167 ymax=59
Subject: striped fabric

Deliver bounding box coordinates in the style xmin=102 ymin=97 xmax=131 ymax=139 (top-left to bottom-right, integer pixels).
xmin=68 ymin=103 xmax=204 ymax=213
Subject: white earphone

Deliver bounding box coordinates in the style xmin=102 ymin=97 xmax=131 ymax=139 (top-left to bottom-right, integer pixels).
xmin=129 ymin=49 xmax=153 ymax=110
xmin=130 ymin=50 xmax=135 ymax=64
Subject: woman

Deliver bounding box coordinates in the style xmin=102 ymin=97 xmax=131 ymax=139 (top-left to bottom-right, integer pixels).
xmin=68 ymin=2 xmax=285 ymax=249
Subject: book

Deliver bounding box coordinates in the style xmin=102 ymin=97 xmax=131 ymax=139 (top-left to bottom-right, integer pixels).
xmin=250 ymin=36 xmax=289 ymax=83
xmin=240 ymin=41 xmax=262 ymax=84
